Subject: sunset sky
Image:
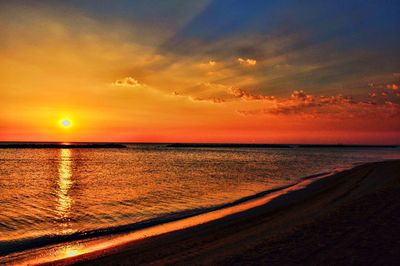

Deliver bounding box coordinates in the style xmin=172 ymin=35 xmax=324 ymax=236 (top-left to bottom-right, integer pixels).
xmin=1 ymin=0 xmax=399 ymax=144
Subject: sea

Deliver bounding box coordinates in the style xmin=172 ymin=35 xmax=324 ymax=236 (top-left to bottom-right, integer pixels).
xmin=1 ymin=143 xmax=400 ymax=261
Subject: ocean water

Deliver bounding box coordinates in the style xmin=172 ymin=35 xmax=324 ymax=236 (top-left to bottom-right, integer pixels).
xmin=1 ymin=144 xmax=400 ymax=256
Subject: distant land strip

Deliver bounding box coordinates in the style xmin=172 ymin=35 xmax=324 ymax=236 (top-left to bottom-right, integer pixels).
xmin=0 ymin=143 xmax=127 ymax=149
xmin=167 ymin=143 xmax=293 ymax=148
xmin=166 ymin=143 xmax=399 ymax=148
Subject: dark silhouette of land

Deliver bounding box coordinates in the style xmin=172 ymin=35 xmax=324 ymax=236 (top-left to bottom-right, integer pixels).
xmin=167 ymin=143 xmax=293 ymax=148
xmin=1 ymin=142 xmax=397 ymax=149
xmin=0 ymin=143 xmax=126 ymax=149
xmin=167 ymin=143 xmax=398 ymax=149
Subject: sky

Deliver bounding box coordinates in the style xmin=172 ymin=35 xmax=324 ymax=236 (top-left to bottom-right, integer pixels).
xmin=0 ymin=0 xmax=399 ymax=144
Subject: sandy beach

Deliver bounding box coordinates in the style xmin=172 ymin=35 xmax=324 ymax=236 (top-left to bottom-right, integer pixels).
xmin=39 ymin=159 xmax=400 ymax=265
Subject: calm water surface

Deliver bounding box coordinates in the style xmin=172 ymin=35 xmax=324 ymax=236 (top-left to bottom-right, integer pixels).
xmin=1 ymin=144 xmax=400 ymax=252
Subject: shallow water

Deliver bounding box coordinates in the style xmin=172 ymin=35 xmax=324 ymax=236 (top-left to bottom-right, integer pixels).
xmin=1 ymin=144 xmax=400 ymax=254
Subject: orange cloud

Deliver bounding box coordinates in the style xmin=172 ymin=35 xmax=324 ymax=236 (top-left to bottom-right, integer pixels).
xmin=179 ymin=83 xmax=275 ymax=103
xmin=238 ymin=89 xmax=400 ymax=119
xmin=238 ymin=57 xmax=257 ymax=66
xmin=386 ymin=84 xmax=399 ymax=91
xmin=229 ymin=88 xmax=275 ymax=101
xmin=191 ymin=96 xmax=226 ymax=103
xmin=113 ymin=77 xmax=142 ymax=87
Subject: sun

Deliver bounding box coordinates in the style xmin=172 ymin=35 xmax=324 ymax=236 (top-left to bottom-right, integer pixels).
xmin=60 ymin=119 xmax=72 ymax=128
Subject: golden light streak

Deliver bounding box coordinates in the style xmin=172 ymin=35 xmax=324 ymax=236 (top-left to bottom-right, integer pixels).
xmin=57 ymin=149 xmax=73 ymax=224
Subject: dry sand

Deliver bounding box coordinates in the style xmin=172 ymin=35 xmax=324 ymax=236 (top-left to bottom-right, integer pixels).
xmin=58 ymin=160 xmax=400 ymax=265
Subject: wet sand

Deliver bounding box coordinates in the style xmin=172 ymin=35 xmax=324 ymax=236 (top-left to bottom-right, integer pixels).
xmin=56 ymin=160 xmax=400 ymax=265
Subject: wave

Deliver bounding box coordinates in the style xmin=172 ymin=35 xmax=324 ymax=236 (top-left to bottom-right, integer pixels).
xmin=0 ymin=172 xmax=329 ymax=257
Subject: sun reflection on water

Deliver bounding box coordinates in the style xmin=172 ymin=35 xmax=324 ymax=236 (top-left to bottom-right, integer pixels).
xmin=57 ymin=149 xmax=73 ymax=222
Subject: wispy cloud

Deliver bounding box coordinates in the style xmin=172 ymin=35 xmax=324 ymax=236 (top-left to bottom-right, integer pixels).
xmin=177 ymin=82 xmax=276 ymax=103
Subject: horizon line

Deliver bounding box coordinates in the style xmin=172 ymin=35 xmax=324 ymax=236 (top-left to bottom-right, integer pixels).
xmin=0 ymin=141 xmax=399 ymax=147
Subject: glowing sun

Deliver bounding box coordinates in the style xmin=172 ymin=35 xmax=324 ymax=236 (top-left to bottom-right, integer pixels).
xmin=60 ymin=119 xmax=72 ymax=128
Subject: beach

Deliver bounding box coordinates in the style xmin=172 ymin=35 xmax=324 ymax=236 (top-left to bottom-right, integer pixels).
xmin=41 ymin=159 xmax=400 ymax=265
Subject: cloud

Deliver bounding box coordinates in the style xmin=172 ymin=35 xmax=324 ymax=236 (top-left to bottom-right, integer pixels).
xmin=290 ymin=90 xmax=315 ymax=104
xmin=386 ymin=84 xmax=399 ymax=91
xmin=238 ymin=89 xmax=400 ymax=118
xmin=197 ymin=59 xmax=217 ymax=69
xmin=229 ymin=87 xmax=275 ymax=101
xmin=238 ymin=58 xmax=257 ymax=66
xmin=177 ymin=77 xmax=400 ymax=120
xmin=191 ymin=96 xmax=225 ymax=103
xmin=113 ymin=77 xmax=142 ymax=87
xmin=180 ymin=82 xmax=275 ymax=103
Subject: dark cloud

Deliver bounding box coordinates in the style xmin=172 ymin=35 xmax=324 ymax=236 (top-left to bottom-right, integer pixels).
xmin=158 ymin=0 xmax=400 ymax=96
xmin=238 ymin=89 xmax=400 ymax=119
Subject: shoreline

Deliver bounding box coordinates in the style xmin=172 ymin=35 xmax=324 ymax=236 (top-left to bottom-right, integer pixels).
xmin=3 ymin=160 xmax=400 ymax=265
xmin=66 ymin=160 xmax=400 ymax=265
xmin=0 ymin=172 xmax=329 ymax=257
xmin=1 ymin=170 xmax=333 ymax=265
